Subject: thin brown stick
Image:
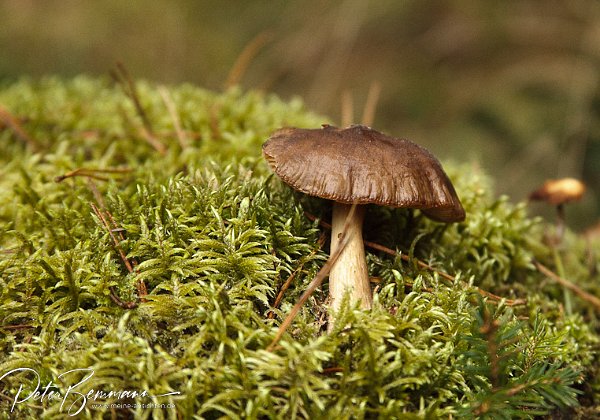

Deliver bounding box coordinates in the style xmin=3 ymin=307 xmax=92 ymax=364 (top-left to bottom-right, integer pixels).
xmin=86 ymin=179 xmax=107 ymax=210
xmin=111 ymin=62 xmax=166 ymax=155
xmin=304 ymin=211 xmax=526 ymax=306
xmin=266 ymin=232 xmax=349 ymax=351
xmin=208 ymin=104 xmax=222 ymax=140
xmin=55 ymin=167 xmax=132 ymax=183
xmin=268 ymin=268 xmax=302 ymax=320
xmin=158 ymin=86 xmax=188 ymax=148
xmin=91 ymin=203 xmax=138 ymax=309
xmin=105 ymin=210 xmax=146 ymax=300
xmin=0 ymin=324 xmax=35 ymax=330
xmin=268 ymin=233 xmax=327 ymax=319
xmin=364 ymin=240 xmax=455 ymax=282
xmin=0 ymin=105 xmax=40 ymax=150
xmin=267 ymin=205 xmax=357 ymax=352
xmin=18 ymin=335 xmax=33 ymax=352
xmin=534 ymin=260 xmax=600 ymax=310
xmin=360 ymin=81 xmax=381 ymax=126
xmin=92 ymin=203 xmax=134 ymax=274
xmin=365 ymin=240 xmax=526 ymax=306
xmin=225 ymin=31 xmax=272 ymax=89
xmin=113 ymin=62 xmax=152 ymax=131
xmin=91 ymin=190 xmax=146 ymax=300
xmin=341 ymin=90 xmax=354 ymax=127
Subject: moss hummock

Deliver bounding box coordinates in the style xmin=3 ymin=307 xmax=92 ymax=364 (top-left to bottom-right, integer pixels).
xmin=0 ymin=77 xmax=598 ymax=419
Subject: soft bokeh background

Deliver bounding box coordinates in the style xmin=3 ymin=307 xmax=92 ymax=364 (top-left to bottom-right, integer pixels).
xmin=1 ymin=0 xmax=598 ymax=229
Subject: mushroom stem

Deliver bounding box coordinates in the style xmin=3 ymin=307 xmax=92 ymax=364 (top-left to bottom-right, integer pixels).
xmin=555 ymin=203 xmax=566 ymax=244
xmin=329 ymin=202 xmax=372 ymax=326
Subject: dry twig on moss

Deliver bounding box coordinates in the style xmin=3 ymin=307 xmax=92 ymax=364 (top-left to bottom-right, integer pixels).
xmin=304 ymin=211 xmax=527 ymax=307
xmin=0 ymin=105 xmax=40 ymax=150
xmin=268 ymin=233 xmax=327 ymax=319
xmin=225 ymin=31 xmax=272 ymax=89
xmin=534 ymin=260 xmax=600 ymax=311
xmin=91 ymin=202 xmax=143 ymax=309
xmin=54 ymin=167 xmax=132 ymax=183
xmin=360 ymin=81 xmax=381 ymax=127
xmin=110 ymin=62 xmax=166 ymax=155
xmin=158 ymin=86 xmax=189 ymax=149
xmin=267 ymin=205 xmax=357 ymax=352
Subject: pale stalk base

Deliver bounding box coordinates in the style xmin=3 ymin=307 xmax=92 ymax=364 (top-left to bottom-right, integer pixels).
xmin=328 ymin=203 xmax=372 ymax=329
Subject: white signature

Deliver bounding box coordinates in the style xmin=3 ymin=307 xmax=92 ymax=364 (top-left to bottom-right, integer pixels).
xmin=0 ymin=368 xmax=179 ymax=416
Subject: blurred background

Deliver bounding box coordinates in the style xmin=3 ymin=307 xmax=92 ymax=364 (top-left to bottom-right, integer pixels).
xmin=1 ymin=0 xmax=598 ymax=230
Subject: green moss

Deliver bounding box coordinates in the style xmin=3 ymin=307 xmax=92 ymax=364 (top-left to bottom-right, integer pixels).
xmin=0 ymin=77 xmax=598 ymax=418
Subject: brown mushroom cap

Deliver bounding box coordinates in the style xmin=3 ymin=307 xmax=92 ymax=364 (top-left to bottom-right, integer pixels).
xmin=529 ymin=178 xmax=586 ymax=205
xmin=263 ymin=124 xmax=465 ymax=222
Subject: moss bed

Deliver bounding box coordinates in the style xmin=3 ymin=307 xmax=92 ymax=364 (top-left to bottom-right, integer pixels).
xmin=0 ymin=77 xmax=599 ymax=419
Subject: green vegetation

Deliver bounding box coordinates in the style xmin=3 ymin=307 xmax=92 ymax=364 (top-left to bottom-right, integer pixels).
xmin=0 ymin=77 xmax=599 ymax=419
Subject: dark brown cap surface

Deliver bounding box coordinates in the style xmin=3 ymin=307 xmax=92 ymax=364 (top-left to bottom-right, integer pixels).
xmin=263 ymin=124 xmax=465 ymax=222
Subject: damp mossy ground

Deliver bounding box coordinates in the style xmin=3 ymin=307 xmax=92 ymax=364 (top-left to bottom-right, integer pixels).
xmin=0 ymin=77 xmax=599 ymax=419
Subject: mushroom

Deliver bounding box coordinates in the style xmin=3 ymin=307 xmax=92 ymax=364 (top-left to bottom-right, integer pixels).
xmin=529 ymin=177 xmax=586 ymax=242
xmin=529 ymin=178 xmax=586 ymax=206
xmin=262 ymin=124 xmax=465 ymax=323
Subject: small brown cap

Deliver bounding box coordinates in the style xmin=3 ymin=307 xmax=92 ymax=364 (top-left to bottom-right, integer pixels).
xmin=263 ymin=124 xmax=465 ymax=222
xmin=529 ymin=178 xmax=586 ymax=205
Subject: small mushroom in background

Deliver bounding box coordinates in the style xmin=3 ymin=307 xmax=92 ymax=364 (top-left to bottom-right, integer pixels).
xmin=262 ymin=124 xmax=465 ymax=327
xmin=529 ymin=177 xmax=586 ymax=243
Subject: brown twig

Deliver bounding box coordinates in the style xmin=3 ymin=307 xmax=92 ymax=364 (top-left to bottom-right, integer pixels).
xmin=86 ymin=179 xmax=107 ymax=210
xmin=158 ymin=86 xmax=188 ymax=148
xmin=366 ymin=240 xmax=526 ymax=306
xmin=304 ymin=211 xmax=527 ymax=306
xmin=88 ymin=179 xmax=145 ymax=300
xmin=91 ymin=203 xmax=139 ymax=309
xmin=105 ymin=210 xmax=146 ymax=300
xmin=322 ymin=366 xmax=344 ymax=374
xmin=225 ymin=31 xmax=272 ymax=89
xmin=364 ymin=240 xmax=455 ymax=282
xmin=267 ymin=205 xmax=357 ymax=352
xmin=534 ymin=260 xmax=600 ymax=310
xmin=208 ymin=104 xmax=222 ymax=141
xmin=478 ymin=306 xmax=501 ymax=389
xmin=55 ymin=167 xmax=132 ymax=183
xmin=0 ymin=324 xmax=35 ymax=330
xmin=0 ymin=105 xmax=40 ymax=150
xmin=268 ymin=267 xmax=302 ymax=320
xmin=111 ymin=62 xmax=166 ymax=155
xmin=0 ymin=247 xmax=18 ymax=255
xmin=91 ymin=204 xmax=133 ymax=272
xmin=341 ymin=90 xmax=354 ymax=127
xmin=268 ymin=233 xmax=327 ymax=319
xmin=18 ymin=334 xmax=33 ymax=352
xmin=360 ymin=81 xmax=381 ymax=126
